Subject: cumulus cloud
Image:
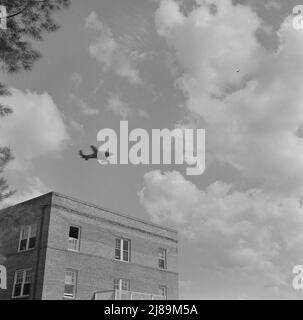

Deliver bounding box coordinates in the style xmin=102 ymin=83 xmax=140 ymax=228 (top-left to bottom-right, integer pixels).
xmin=106 ymin=93 xmax=150 ymax=120
xmin=68 ymin=119 xmax=85 ymax=144
xmin=106 ymin=93 xmax=132 ymax=120
xmin=0 ymin=177 xmax=49 ymax=209
xmin=86 ymin=12 xmax=143 ymax=85
xmin=138 ymin=0 xmax=303 ymax=298
xmin=139 ymin=170 xmax=303 ymax=298
xmin=0 ymin=88 xmax=69 ymax=169
xmin=69 ymin=93 xmax=99 ymax=116
xmin=155 ymin=0 xmax=303 ymax=195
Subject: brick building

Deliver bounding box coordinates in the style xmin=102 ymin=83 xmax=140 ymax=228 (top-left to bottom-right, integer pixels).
xmin=0 ymin=192 xmax=178 ymax=300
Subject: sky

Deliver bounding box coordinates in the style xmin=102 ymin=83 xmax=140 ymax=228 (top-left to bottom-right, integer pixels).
xmin=1 ymin=0 xmax=303 ymax=299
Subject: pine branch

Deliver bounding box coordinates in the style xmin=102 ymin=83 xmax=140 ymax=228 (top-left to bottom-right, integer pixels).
xmin=0 ymin=147 xmax=15 ymax=201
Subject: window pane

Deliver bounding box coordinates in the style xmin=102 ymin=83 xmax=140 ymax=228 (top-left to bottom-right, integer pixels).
xmin=115 ymin=239 xmax=121 ymax=249
xmin=113 ymin=279 xmax=119 ymax=290
xmin=158 ymin=249 xmax=166 ymax=269
xmin=65 ymin=271 xmax=76 ymax=285
xmin=68 ymin=237 xmax=78 ymax=251
xmin=14 ymin=284 xmax=22 ymax=297
xmin=159 ymin=259 xmax=166 ymax=269
xmin=21 ymin=227 xmax=29 ymax=240
xmin=159 ymin=286 xmax=167 ymax=297
xmin=64 ymin=270 xmax=77 ymax=298
xmin=121 ymin=280 xmax=130 ymax=291
xmin=25 ymin=270 xmax=32 ymax=283
xmin=69 ymin=226 xmax=79 ymax=239
xmin=123 ymin=240 xmax=129 ymax=251
xmin=30 ymin=224 xmax=37 ymax=237
xmin=123 ymin=250 xmax=129 ymax=262
xmin=64 ymin=284 xmax=75 ymax=296
xmin=19 ymin=239 xmax=27 ymax=251
xmin=28 ymin=237 xmax=36 ymax=249
xmin=16 ymin=271 xmax=24 ymax=284
xmin=115 ymin=248 xmax=121 ymax=260
xmin=23 ymin=283 xmax=31 ymax=296
xmin=159 ymin=248 xmax=166 ymax=259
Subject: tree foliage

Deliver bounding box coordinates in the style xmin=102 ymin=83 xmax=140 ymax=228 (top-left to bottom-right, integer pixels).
xmin=0 ymin=87 xmax=14 ymax=203
xmin=0 ymin=0 xmax=71 ymax=202
xmin=0 ymin=0 xmax=70 ymax=73
xmin=0 ymin=147 xmax=14 ymax=202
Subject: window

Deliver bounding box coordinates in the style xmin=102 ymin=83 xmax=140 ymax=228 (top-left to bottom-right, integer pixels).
xmin=113 ymin=279 xmax=130 ymax=291
xmin=64 ymin=270 xmax=77 ymax=298
xmin=115 ymin=238 xmax=130 ymax=262
xmin=158 ymin=248 xmax=167 ymax=269
xmin=12 ymin=269 xmax=32 ymax=298
xmin=68 ymin=226 xmax=80 ymax=251
xmin=158 ymin=286 xmax=167 ymax=298
xmin=18 ymin=225 xmax=37 ymax=252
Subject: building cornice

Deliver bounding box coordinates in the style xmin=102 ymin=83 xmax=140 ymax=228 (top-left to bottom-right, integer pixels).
xmin=51 ymin=192 xmax=177 ymax=234
xmin=50 ymin=203 xmax=178 ymax=244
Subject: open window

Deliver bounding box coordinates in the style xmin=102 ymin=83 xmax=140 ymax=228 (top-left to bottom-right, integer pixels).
xmin=68 ymin=226 xmax=80 ymax=252
xmin=64 ymin=270 xmax=77 ymax=298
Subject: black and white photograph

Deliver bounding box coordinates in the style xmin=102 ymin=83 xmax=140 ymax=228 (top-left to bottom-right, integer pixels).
xmin=0 ymin=0 xmax=303 ymax=303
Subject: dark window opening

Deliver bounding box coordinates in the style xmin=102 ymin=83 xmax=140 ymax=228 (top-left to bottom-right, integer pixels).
xmin=69 ymin=226 xmax=79 ymax=239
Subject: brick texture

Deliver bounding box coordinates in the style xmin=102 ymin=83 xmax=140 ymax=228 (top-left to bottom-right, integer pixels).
xmin=0 ymin=192 xmax=178 ymax=300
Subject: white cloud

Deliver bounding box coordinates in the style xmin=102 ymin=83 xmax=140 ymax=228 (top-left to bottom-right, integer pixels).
xmin=0 ymin=177 xmax=49 ymax=209
xmin=139 ymin=170 xmax=303 ymax=298
xmin=155 ymin=0 xmax=185 ymax=36
xmin=105 ymin=93 xmax=150 ymax=120
xmin=0 ymin=88 xmax=69 ymax=170
xmin=69 ymin=93 xmax=99 ymax=116
xmin=155 ymin=0 xmax=303 ymax=196
xmin=140 ymin=0 xmax=303 ymax=298
xmin=86 ymin=12 xmax=143 ymax=85
xmin=0 ymin=89 xmax=84 ymax=218
xmin=106 ymin=94 xmax=132 ymax=120
xmin=68 ymin=119 xmax=85 ymax=144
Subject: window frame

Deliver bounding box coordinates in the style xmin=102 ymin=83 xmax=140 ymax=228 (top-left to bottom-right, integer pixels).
xmin=113 ymin=279 xmax=130 ymax=291
xmin=68 ymin=225 xmax=81 ymax=252
xmin=114 ymin=238 xmax=130 ymax=262
xmin=158 ymin=248 xmax=167 ymax=270
xmin=12 ymin=269 xmax=32 ymax=298
xmin=158 ymin=285 xmax=167 ymax=299
xmin=18 ymin=224 xmax=37 ymax=252
xmin=63 ymin=269 xmax=78 ymax=299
